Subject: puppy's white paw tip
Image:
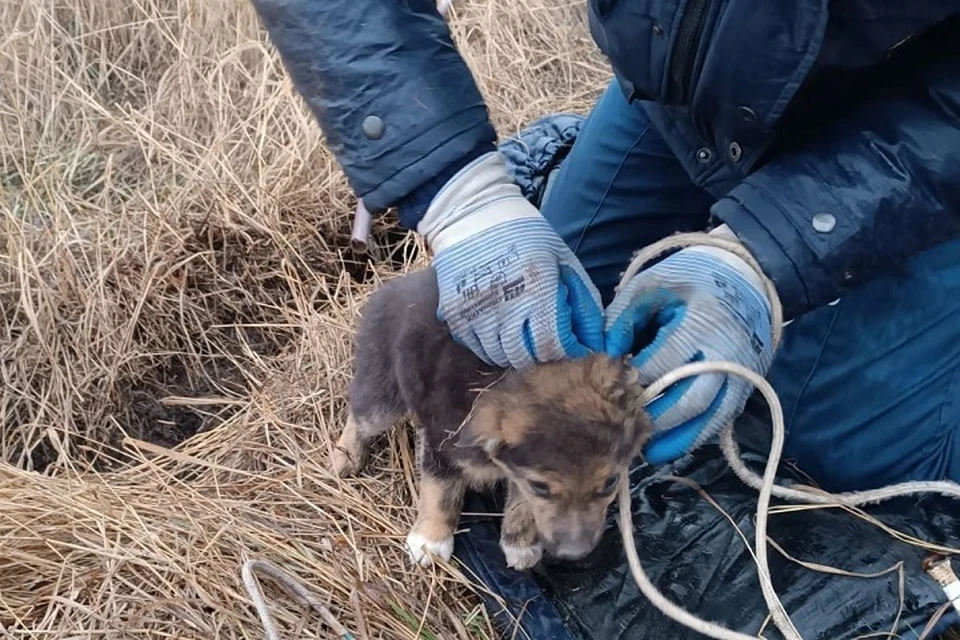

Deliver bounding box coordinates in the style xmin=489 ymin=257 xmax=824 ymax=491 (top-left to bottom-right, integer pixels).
xmin=406 ymin=531 xmax=454 ymax=567
xmin=501 ymin=541 xmax=543 ymax=570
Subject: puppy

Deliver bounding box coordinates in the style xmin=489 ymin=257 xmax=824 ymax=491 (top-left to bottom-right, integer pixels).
xmin=333 ymin=267 xmax=654 ymax=570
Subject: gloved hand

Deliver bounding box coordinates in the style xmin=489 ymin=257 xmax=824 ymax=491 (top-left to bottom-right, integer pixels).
xmin=417 ymin=151 xmax=604 ymax=370
xmin=604 ymin=225 xmax=775 ymax=464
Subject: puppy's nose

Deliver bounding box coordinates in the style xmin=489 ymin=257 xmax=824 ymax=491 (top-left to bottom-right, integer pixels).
xmin=552 ymin=541 xmax=594 ymax=561
xmin=548 ymin=528 xmax=601 ymax=561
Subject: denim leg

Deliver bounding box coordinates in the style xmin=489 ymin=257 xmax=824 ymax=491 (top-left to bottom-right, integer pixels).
xmin=540 ymin=81 xmax=715 ymax=306
xmin=741 ymin=238 xmax=960 ymax=491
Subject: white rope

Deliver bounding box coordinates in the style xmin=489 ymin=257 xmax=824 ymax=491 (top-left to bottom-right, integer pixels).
xmin=616 ymin=231 xmax=960 ymax=640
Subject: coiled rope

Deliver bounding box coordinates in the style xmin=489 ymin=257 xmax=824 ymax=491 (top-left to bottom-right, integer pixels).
xmin=616 ymin=231 xmax=960 ymax=640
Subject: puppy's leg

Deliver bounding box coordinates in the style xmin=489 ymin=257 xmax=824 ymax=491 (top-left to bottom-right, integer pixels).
xmin=332 ymin=411 xmax=398 ymax=477
xmin=500 ymin=481 xmax=543 ymax=570
xmin=406 ymin=463 xmax=466 ymax=567
xmin=335 ymin=314 xmax=406 ymax=476
xmin=334 ymin=351 xmax=404 ymax=476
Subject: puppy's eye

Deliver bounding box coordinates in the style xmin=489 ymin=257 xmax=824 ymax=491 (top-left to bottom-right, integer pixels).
xmin=600 ymin=474 xmax=620 ymax=495
xmin=528 ymin=480 xmax=552 ymax=498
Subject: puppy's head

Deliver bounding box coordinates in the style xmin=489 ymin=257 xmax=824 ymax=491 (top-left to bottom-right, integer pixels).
xmin=468 ymin=353 xmax=653 ymax=561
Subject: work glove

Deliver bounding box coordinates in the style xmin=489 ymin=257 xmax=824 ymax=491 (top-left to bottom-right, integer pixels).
xmin=604 ymin=225 xmax=775 ymax=464
xmin=417 ymin=151 xmax=604 ymax=370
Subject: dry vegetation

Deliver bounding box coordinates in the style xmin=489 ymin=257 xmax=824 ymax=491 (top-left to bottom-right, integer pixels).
xmin=0 ymin=0 xmax=610 ymax=637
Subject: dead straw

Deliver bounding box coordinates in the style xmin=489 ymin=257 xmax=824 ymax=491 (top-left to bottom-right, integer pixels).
xmin=0 ymin=0 xmax=609 ymax=637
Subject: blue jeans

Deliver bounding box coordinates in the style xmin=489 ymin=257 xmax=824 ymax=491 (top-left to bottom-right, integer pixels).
xmin=542 ymin=81 xmax=960 ymax=492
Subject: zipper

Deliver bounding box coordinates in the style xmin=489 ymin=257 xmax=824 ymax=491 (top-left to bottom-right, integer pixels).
xmin=667 ymin=0 xmax=710 ymax=105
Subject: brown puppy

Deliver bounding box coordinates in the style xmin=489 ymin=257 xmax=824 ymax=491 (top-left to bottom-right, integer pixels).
xmin=333 ymin=267 xmax=654 ymax=570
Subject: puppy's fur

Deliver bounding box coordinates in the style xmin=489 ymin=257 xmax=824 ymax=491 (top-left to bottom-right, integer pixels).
xmin=334 ymin=267 xmax=654 ymax=570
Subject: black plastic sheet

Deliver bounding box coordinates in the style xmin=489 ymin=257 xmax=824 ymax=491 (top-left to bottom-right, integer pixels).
xmin=454 ymin=444 xmax=960 ymax=639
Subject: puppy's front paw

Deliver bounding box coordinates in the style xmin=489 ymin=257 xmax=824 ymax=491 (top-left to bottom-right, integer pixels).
xmin=500 ymin=540 xmax=543 ymax=570
xmin=406 ymin=530 xmax=454 ymax=567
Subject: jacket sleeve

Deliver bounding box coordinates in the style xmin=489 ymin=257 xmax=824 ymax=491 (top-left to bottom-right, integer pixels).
xmin=711 ymin=55 xmax=960 ymax=321
xmin=248 ymin=0 xmax=497 ymax=219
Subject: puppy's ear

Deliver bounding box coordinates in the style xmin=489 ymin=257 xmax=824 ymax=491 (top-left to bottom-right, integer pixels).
xmin=465 ymin=374 xmax=529 ymax=457
xmin=597 ymin=356 xmax=654 ymax=447
xmin=607 ymin=357 xmax=643 ymax=402
xmin=465 ymin=395 xmax=504 ymax=454
xmin=573 ymin=353 xmax=645 ymax=408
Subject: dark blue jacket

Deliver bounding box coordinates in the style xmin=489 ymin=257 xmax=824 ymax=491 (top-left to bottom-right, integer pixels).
xmin=248 ymin=0 xmax=960 ymax=320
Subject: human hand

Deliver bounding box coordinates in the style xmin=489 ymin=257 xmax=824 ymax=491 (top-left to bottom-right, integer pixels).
xmin=417 ymin=152 xmax=604 ymax=370
xmin=604 ymin=226 xmax=775 ymax=464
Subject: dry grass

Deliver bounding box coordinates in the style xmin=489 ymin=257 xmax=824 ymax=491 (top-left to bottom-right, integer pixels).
xmin=0 ymin=0 xmax=610 ymax=637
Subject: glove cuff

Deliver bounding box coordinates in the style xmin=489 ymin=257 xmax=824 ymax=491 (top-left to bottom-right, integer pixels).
xmin=416 ymin=151 xmax=540 ymax=253
xmin=688 ymin=224 xmax=767 ymax=295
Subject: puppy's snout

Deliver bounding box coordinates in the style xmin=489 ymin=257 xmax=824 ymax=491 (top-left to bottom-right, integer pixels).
xmin=545 ymin=523 xmax=603 ymax=561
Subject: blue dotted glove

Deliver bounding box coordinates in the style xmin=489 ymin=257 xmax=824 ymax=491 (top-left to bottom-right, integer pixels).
xmin=418 ymin=152 xmax=604 ymax=369
xmin=604 ymin=230 xmax=775 ymax=464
